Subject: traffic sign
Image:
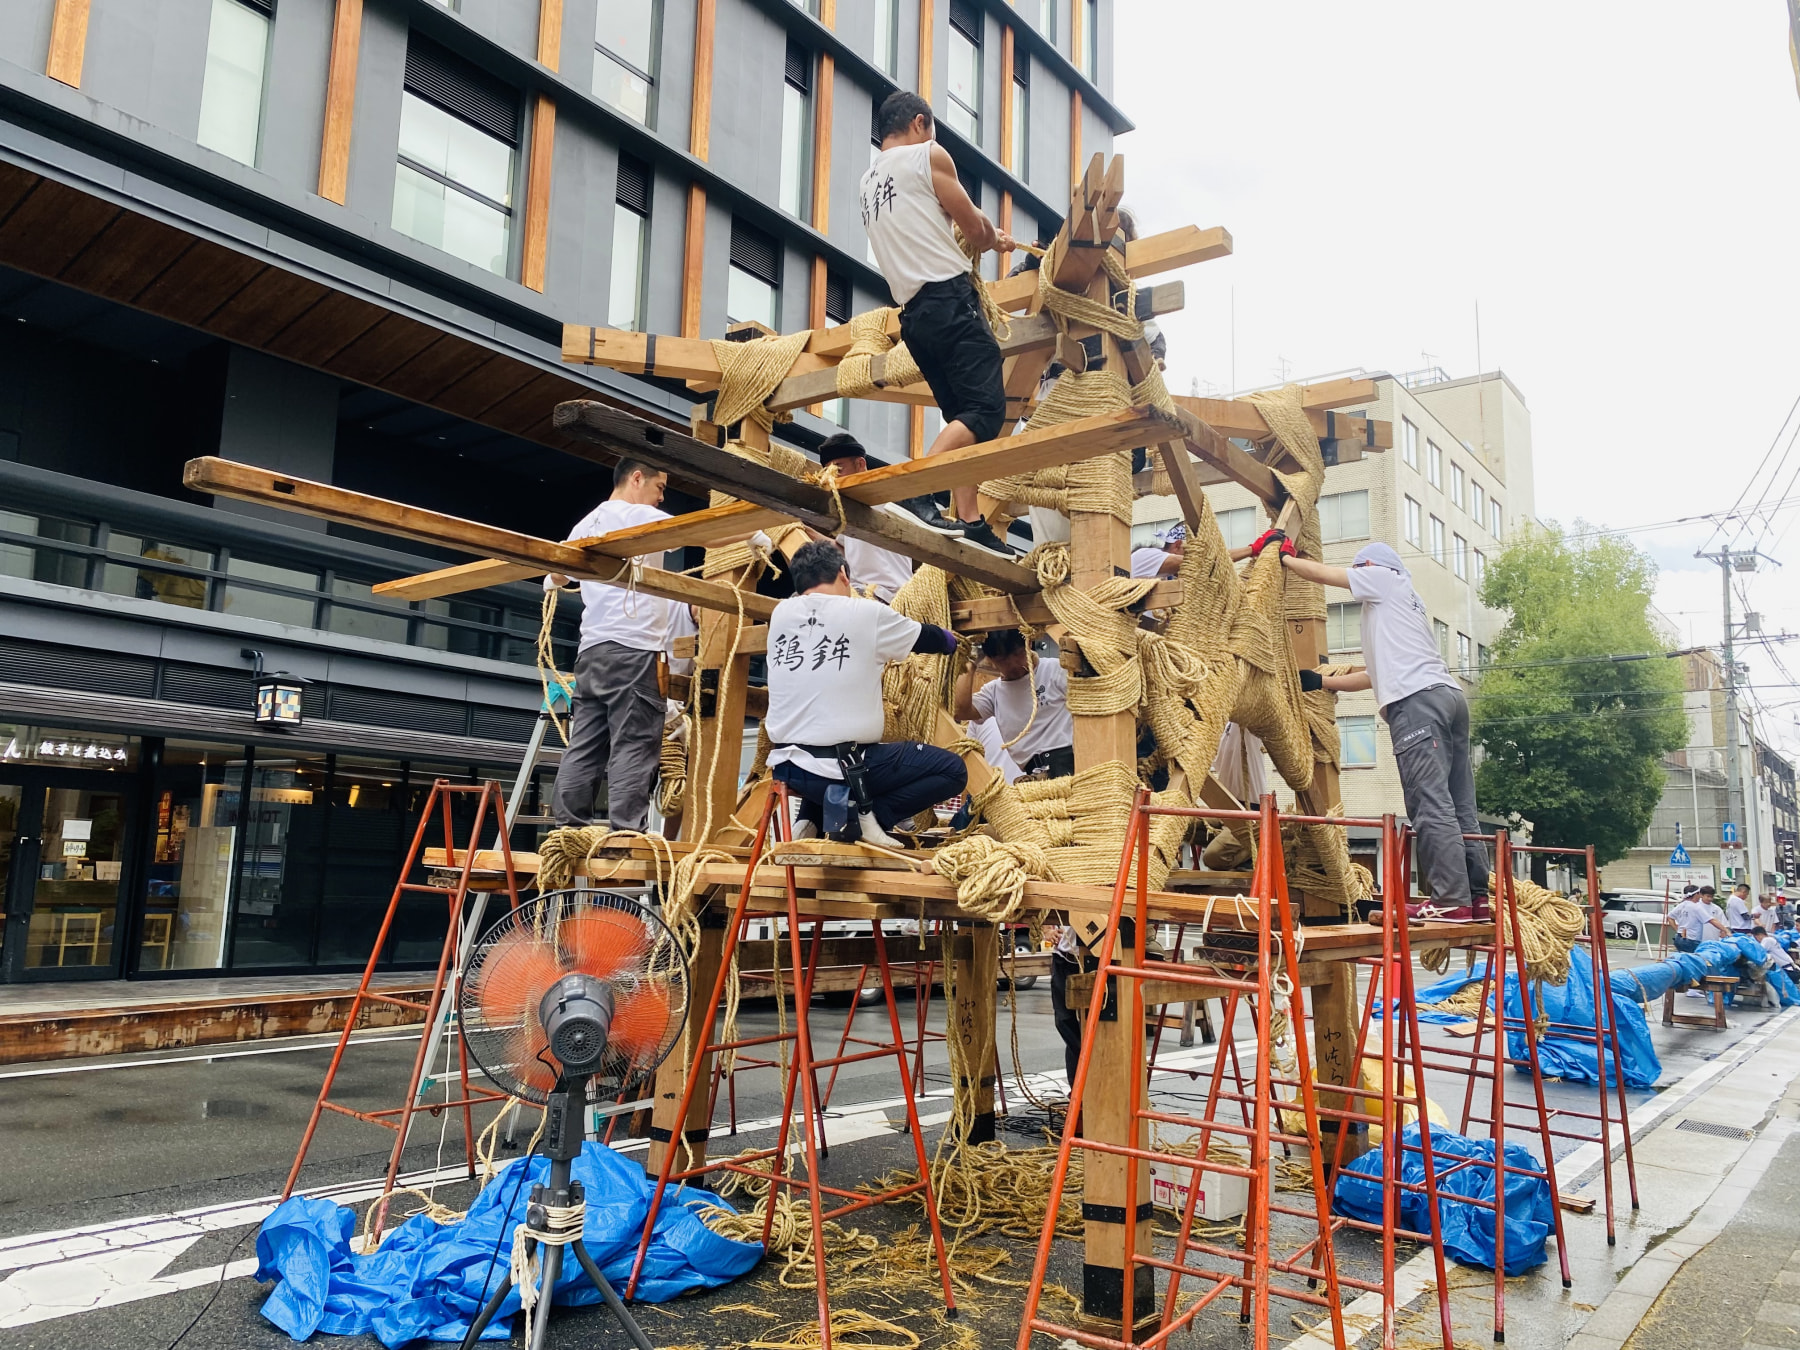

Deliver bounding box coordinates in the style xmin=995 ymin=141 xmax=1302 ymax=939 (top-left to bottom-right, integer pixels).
xmin=1669 ymin=844 xmax=1691 ymax=866
xmin=1722 ymin=821 xmax=1739 ymax=845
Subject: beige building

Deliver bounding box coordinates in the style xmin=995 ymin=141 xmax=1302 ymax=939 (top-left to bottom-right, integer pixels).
xmin=1135 ymin=368 xmax=1537 ymax=836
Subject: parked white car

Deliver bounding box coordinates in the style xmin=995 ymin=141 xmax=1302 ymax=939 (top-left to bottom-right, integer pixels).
xmin=1598 ymin=891 xmax=1671 ymax=941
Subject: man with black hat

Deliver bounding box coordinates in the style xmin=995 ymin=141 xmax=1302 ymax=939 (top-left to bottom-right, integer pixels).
xmin=814 ymin=433 xmax=914 ymax=603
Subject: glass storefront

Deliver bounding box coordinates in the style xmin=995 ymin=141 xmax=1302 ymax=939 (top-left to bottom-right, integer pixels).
xmin=0 ymin=724 xmax=538 ymax=982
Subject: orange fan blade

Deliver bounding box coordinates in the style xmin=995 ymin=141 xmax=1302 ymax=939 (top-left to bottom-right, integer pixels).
xmin=474 ymin=930 xmax=562 ymax=1021
xmin=559 ymin=907 xmax=650 ymax=980
xmin=608 ymin=980 xmax=675 ymax=1065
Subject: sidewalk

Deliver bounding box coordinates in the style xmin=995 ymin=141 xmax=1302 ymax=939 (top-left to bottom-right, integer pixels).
xmin=1561 ymin=1006 xmax=1800 ymax=1350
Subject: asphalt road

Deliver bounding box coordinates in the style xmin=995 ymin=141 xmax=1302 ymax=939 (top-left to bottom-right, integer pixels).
xmin=0 ymin=940 xmax=1773 ymax=1350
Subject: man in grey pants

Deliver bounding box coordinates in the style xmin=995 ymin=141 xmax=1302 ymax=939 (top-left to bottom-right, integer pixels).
xmin=546 ymin=457 xmax=711 ymax=832
xmin=1258 ymin=534 xmax=1491 ymax=920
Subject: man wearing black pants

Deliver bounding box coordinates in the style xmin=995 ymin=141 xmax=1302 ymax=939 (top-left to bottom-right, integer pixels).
xmin=765 ymin=542 xmax=967 ymax=847
xmin=859 ymin=90 xmax=1017 ymax=559
xmin=1271 ymin=537 xmax=1491 ymax=920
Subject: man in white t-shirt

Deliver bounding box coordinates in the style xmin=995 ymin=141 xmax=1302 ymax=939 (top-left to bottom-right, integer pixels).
xmin=765 ymin=541 xmax=966 ymax=848
xmin=546 ymin=458 xmax=718 ymax=830
xmin=1269 ymin=536 xmax=1491 ymax=920
xmin=1669 ymin=883 xmax=1729 ymax=952
xmin=859 ymin=90 xmax=1018 ymax=558
xmin=1130 ymin=523 xmax=1186 ymax=579
xmin=815 ymin=434 xmax=914 ymax=603
xmin=953 ymin=630 xmax=1075 ymax=779
xmin=1727 ymin=882 xmax=1755 ymax=934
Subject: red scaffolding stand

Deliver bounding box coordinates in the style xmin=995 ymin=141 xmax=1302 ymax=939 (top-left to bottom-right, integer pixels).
xmin=1512 ymin=842 xmax=1640 ymax=1244
xmin=281 ymin=779 xmax=522 ymax=1241
xmin=1404 ymin=828 xmax=1574 ymax=1342
xmin=1017 ymin=792 xmax=1348 ymax=1350
xmin=625 ymin=784 xmax=956 ymax=1348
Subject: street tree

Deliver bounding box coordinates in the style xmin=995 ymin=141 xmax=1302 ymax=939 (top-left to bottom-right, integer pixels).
xmin=1471 ymin=522 xmax=1687 ymax=878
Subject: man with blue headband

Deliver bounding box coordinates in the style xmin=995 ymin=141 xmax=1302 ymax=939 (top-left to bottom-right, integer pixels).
xmin=1253 ymin=532 xmax=1490 ymax=920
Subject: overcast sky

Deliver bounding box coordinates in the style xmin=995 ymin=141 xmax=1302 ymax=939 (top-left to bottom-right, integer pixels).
xmin=1116 ymin=2 xmax=1800 ymax=757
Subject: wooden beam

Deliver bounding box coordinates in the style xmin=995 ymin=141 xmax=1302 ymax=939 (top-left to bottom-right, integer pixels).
xmin=1068 ymin=90 xmax=1082 ymax=194
xmin=317 ymin=0 xmax=363 ymax=205
xmin=836 ymin=405 xmax=1184 ymax=503
xmin=46 ymin=0 xmax=89 ymax=87
xmin=520 ymin=95 xmax=556 ymax=293
xmin=1175 ymin=411 xmax=1282 ymax=503
xmin=681 ymin=185 xmax=706 ymax=339
xmin=1175 ymin=380 xmax=1380 ymax=442
xmin=811 ymin=53 xmax=834 ymax=235
xmin=183 ymin=457 xmax=775 ymax=621
xmin=918 ymin=0 xmax=934 ymax=101
xmin=690 ymin=0 xmax=716 ymax=159
xmin=1124 ymin=225 xmax=1233 ymax=278
xmin=950 ymin=577 xmax=1182 ymax=631
xmin=536 ymin=0 xmax=563 ymax=69
xmin=374 ymin=559 xmax=539 ymax=601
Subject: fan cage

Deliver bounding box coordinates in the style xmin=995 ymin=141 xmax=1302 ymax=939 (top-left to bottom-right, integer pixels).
xmin=460 ymin=887 xmax=690 ymax=1107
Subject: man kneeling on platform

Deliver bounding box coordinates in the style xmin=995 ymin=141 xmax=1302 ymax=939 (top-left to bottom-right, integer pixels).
xmin=953 ymin=629 xmax=1075 ymax=779
xmin=766 ymin=541 xmax=967 ymax=849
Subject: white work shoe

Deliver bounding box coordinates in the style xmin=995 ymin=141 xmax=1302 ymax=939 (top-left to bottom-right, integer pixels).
xmin=790 ymin=818 xmax=820 ymax=841
xmin=855 ymin=812 xmax=907 ymax=851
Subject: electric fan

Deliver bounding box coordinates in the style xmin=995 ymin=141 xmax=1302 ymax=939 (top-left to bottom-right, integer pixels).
xmin=456 ymin=889 xmax=691 ymax=1350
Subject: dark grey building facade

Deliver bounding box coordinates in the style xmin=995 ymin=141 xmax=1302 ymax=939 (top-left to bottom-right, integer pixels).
xmin=0 ymin=0 xmax=1123 ymax=983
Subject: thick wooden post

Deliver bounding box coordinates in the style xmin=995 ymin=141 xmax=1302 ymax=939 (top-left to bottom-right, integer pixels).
xmin=1071 ymin=218 xmax=1154 ymax=1328
xmin=951 ymin=921 xmax=999 ymax=1142
xmin=647 ymin=912 xmax=724 ymax=1174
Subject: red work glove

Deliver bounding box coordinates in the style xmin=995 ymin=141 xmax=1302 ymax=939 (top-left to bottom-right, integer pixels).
xmin=1279 ymin=536 xmax=1297 ymax=558
xmin=1249 ymin=528 xmax=1287 ymax=555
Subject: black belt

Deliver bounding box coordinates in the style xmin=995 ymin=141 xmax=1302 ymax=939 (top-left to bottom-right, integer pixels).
xmin=777 ymin=742 xmax=875 ymax=759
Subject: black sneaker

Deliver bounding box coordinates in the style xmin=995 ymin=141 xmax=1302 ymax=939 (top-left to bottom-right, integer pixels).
xmin=957 ymin=518 xmax=1022 ymax=558
xmin=893 ymin=496 xmax=964 ymax=534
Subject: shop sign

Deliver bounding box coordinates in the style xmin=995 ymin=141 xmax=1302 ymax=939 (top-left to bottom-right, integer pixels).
xmin=1 ymin=736 xmax=130 ymax=764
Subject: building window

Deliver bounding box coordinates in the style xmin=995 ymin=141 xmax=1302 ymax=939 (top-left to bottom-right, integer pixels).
xmin=1429 ymin=515 xmax=1445 ymax=565
xmin=1457 ymin=632 xmax=1472 ymax=672
xmin=1473 ymin=548 xmax=1486 ymax=585
xmin=780 ymin=39 xmax=813 ymax=219
xmin=1217 ymin=506 xmax=1259 ymax=552
xmin=0 ymin=509 xmax=93 ymax=587
xmin=822 ymin=271 xmax=851 ymax=426
xmin=728 ymin=218 xmax=781 ymax=329
xmin=1491 ymin=499 xmax=1504 ymax=538
xmin=1340 ymin=715 xmax=1377 ymax=769
xmin=1426 ymin=440 xmax=1442 ymax=487
xmin=1401 ymin=418 xmax=1418 ymax=469
xmin=1010 ymin=61 xmax=1030 ymax=178
xmin=609 ymin=154 xmax=651 ymax=331
xmin=1404 ymin=496 xmax=1422 ymax=547
xmin=1452 ymin=533 xmax=1468 ymax=579
xmin=1327 ymin=601 xmax=1363 ymax=653
xmin=1318 ymin=489 xmax=1369 ymax=544
xmin=1470 ymin=480 xmax=1485 ymax=529
xmin=197 ymin=0 xmax=272 ymax=167
xmin=873 ymin=0 xmax=898 ymax=74
xmin=1433 ymin=618 xmax=1450 ymax=661
xmin=1075 ymin=0 xmax=1097 ymax=78
xmin=595 ymin=0 xmax=658 ymax=125
xmin=1477 ymin=642 xmax=1490 ymax=669
xmin=946 ymin=0 xmax=983 ymax=143
xmin=393 ymin=38 xmax=519 ymax=277
xmin=1030 ymin=0 xmax=1058 ymax=41
xmin=1450 ymin=461 xmax=1465 ymax=511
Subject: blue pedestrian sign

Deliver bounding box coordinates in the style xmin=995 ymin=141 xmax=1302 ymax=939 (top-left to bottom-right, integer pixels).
xmin=1670 ymin=844 xmax=1692 ymax=866
xmin=1722 ymin=822 xmax=1739 ymax=845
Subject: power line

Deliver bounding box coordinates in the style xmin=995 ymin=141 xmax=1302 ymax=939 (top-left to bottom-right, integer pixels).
xmin=1707 ymin=388 xmax=1800 ymax=550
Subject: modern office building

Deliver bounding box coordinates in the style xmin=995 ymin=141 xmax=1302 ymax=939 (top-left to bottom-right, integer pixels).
xmin=0 ymin=0 xmax=1124 ymax=984
xmin=1136 ymin=368 xmax=1537 ymax=872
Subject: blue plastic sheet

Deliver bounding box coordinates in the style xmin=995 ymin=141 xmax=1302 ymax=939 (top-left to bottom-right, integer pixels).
xmin=1606 ymin=938 xmax=1800 ymax=1010
xmin=255 ymin=1142 xmax=761 ymax=1346
xmin=1401 ymin=951 xmax=1662 ymax=1088
xmin=1333 ymin=1123 xmax=1554 ymax=1274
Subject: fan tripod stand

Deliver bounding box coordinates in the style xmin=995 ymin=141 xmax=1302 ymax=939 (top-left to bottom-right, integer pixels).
xmin=458 ymin=1079 xmax=654 ymax=1350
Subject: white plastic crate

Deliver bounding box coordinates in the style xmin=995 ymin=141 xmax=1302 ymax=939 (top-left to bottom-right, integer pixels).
xmin=1148 ymin=1159 xmax=1250 ymax=1221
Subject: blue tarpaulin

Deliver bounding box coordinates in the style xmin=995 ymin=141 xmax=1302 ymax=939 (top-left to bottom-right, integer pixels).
xmin=1334 ymin=1122 xmax=1554 ymax=1274
xmin=255 ymin=1142 xmax=761 ymax=1346
xmin=1605 ymin=937 xmax=1800 ymax=1010
xmin=1401 ymin=949 xmax=1663 ymax=1089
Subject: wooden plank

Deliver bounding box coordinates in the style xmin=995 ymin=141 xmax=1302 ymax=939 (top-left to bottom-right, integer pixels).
xmin=836 ymin=406 xmax=1183 ymax=503
xmin=46 ymin=0 xmax=89 ymax=87
xmin=649 ymin=919 xmax=722 ymax=1174
xmin=0 ymin=182 xmax=117 ymax=278
xmin=434 ymin=357 xmax=541 ymax=422
xmin=689 ymin=0 xmax=716 ymax=160
xmin=681 ymin=183 xmax=706 ymax=338
xmin=374 ymin=559 xmax=539 ymax=601
xmin=182 ymin=457 xmax=776 ymax=621
xmin=949 ymin=577 xmax=1182 ymax=632
xmin=811 ymin=53 xmax=833 ymax=234
xmin=521 ymin=94 xmax=556 ymax=292
xmin=126 ymin=244 xmax=270 ymax=330
xmin=323 ymin=312 xmax=445 ymax=386
xmin=382 ymin=334 xmax=495 ymax=405
xmin=536 ymin=0 xmax=563 ymax=69
xmin=206 ymin=268 xmax=331 ymax=346
xmin=262 ymin=289 xmax=386 ymax=367
xmin=55 ymin=213 xmax=195 ymax=302
xmin=1123 ymin=224 xmax=1233 ymax=277
xmin=1175 ymin=381 xmax=1380 ymax=442
xmin=1175 ymin=410 xmax=1282 ymax=502
xmin=918 ymin=0 xmax=933 ymax=100
xmin=952 ymin=922 xmax=1000 ymax=1141
xmin=318 ymin=0 xmax=364 ymax=204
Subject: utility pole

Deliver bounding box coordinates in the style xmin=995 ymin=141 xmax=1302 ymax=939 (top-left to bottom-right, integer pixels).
xmin=1698 ymin=544 xmax=1762 ymax=889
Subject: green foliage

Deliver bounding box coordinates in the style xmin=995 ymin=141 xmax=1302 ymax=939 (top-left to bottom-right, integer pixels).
xmin=1472 ymin=522 xmax=1687 ymax=865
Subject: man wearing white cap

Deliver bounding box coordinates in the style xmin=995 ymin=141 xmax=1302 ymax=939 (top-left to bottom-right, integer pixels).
xmin=1261 ymin=534 xmax=1491 ymax=920
xmin=1130 ymin=523 xmax=1186 ymax=579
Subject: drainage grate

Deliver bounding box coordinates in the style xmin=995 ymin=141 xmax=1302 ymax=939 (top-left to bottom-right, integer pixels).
xmin=1675 ymin=1118 xmax=1754 ymax=1141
